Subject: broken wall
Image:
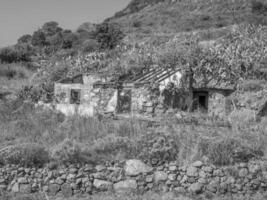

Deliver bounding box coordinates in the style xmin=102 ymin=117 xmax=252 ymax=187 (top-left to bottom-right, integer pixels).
xmin=131 ymin=86 xmax=155 ymax=114
xmin=130 ymin=83 xmax=189 ymax=116
xmin=208 ymin=91 xmax=232 ymax=118
xmin=54 ymin=81 xmax=117 ymax=116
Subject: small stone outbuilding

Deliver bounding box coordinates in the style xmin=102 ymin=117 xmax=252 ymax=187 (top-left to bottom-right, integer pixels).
xmin=54 ymin=68 xmax=235 ymax=117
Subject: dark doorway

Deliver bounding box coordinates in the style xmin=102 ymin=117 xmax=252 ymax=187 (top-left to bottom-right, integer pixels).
xmin=70 ymin=89 xmax=81 ymax=104
xmin=117 ymin=89 xmax=132 ymax=113
xmin=193 ymin=91 xmax=209 ymax=112
xmin=199 ymin=95 xmax=207 ymax=108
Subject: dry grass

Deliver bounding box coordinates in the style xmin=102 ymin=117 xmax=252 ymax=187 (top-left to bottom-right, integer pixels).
xmin=0 ymin=99 xmax=266 ymax=167
xmin=0 ymin=63 xmax=32 ymax=79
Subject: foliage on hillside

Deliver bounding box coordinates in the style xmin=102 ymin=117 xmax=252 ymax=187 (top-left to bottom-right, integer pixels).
xmin=0 ymin=21 xmax=125 ymax=65
xmin=17 ymin=22 xmax=266 ymax=104
xmin=109 ymin=0 xmax=267 ymax=41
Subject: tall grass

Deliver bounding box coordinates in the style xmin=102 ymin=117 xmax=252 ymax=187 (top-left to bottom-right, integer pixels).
xmin=0 ymin=100 xmax=266 ymax=167
xmin=0 ymin=63 xmax=32 ymax=79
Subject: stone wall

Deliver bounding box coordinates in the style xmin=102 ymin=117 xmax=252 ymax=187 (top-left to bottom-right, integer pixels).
xmin=0 ymin=159 xmax=266 ymax=197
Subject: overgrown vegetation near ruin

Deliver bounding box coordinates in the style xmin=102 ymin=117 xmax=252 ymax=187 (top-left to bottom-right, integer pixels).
xmin=0 ymin=97 xmax=266 ymax=168
xmin=0 ymin=1 xmax=266 ymax=199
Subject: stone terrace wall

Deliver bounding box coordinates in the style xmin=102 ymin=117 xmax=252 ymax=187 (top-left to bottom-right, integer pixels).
xmin=0 ymin=159 xmax=266 ymax=197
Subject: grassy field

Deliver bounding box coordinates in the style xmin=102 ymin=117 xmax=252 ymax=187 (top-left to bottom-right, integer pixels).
xmin=0 ymin=97 xmax=266 ymax=167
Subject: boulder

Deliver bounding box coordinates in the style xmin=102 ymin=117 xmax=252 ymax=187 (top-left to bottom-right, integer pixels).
xmin=192 ymin=161 xmax=204 ymax=168
xmin=93 ymin=179 xmax=112 ymax=191
xmin=11 ymin=183 xmax=19 ymax=193
xmin=187 ymin=166 xmax=198 ymax=177
xmin=125 ymin=159 xmax=153 ymax=176
xmin=95 ymin=165 xmax=106 ymax=172
xmin=61 ymin=183 xmax=73 ymax=198
xmin=189 ymin=183 xmax=203 ymax=194
xmin=48 ymin=184 xmax=60 ymax=195
xmin=239 ymin=168 xmax=248 ymax=177
xmin=17 ymin=177 xmax=28 ymax=184
xmin=154 ymin=171 xmax=168 ymax=182
xmin=19 ymin=184 xmax=32 ymax=194
xmin=113 ymin=179 xmax=137 ymax=192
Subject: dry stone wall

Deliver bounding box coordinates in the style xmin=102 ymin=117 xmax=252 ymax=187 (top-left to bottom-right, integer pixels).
xmin=0 ymin=159 xmax=266 ymax=197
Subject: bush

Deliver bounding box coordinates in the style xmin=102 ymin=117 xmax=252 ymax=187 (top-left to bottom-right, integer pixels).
xmin=240 ymin=80 xmax=264 ymax=92
xmin=0 ymin=143 xmax=49 ymax=167
xmin=0 ymin=64 xmax=31 ymax=79
xmin=133 ymin=20 xmax=142 ymax=28
xmin=81 ymin=39 xmax=99 ymax=53
xmin=95 ymin=23 xmax=125 ymax=49
xmin=17 ymin=34 xmax=32 ymax=44
xmin=50 ymin=138 xmax=96 ymax=165
xmin=31 ymin=29 xmax=46 ymax=47
xmin=252 ymin=1 xmax=267 ymax=14
xmin=203 ymin=138 xmax=238 ymax=165
xmin=91 ymin=135 xmax=137 ymax=161
xmin=136 ymin=132 xmax=180 ymax=166
xmin=228 ymin=109 xmax=257 ymax=126
xmin=0 ymin=47 xmax=19 ymax=63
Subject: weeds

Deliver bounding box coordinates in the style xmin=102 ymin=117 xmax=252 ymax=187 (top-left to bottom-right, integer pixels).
xmin=0 ymin=100 xmax=266 ymax=167
xmin=0 ymin=63 xmax=32 ymax=79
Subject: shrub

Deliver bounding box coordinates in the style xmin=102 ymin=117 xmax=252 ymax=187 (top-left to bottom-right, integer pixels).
xmin=62 ymin=33 xmax=78 ymax=49
xmin=0 ymin=143 xmax=49 ymax=167
xmin=91 ymin=135 xmax=137 ymax=161
xmin=136 ymin=132 xmax=180 ymax=166
xmin=50 ymin=138 xmax=96 ymax=165
xmin=251 ymin=1 xmax=267 ymax=14
xmin=228 ymin=109 xmax=257 ymax=127
xmin=31 ymin=29 xmax=46 ymax=47
xmin=81 ymin=39 xmax=99 ymax=53
xmin=0 ymin=47 xmax=19 ymax=63
xmin=17 ymin=34 xmax=32 ymax=44
xmin=0 ymin=64 xmax=31 ymax=79
xmin=95 ymin=23 xmax=125 ymax=49
xmin=203 ymin=137 xmax=238 ymax=165
xmin=133 ymin=20 xmax=142 ymax=28
xmin=240 ymin=80 xmax=264 ymax=92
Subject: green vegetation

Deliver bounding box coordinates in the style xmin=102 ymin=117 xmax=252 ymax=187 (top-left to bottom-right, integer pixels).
xmin=110 ymin=0 xmax=267 ymax=39
xmin=0 ymin=98 xmax=266 ymax=168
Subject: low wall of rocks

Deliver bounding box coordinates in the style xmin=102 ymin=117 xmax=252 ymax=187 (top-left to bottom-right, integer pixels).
xmin=0 ymin=159 xmax=266 ymax=197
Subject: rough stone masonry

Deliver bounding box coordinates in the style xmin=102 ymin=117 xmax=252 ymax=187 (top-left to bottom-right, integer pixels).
xmin=0 ymin=159 xmax=266 ymax=197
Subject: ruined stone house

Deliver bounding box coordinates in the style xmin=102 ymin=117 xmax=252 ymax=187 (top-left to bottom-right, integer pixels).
xmin=54 ymin=68 xmax=235 ymax=117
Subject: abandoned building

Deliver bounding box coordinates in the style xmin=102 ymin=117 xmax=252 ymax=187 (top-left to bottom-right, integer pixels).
xmin=54 ymin=67 xmax=235 ymax=117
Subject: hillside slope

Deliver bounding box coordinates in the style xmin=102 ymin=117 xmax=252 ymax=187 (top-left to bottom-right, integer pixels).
xmin=108 ymin=0 xmax=267 ymax=41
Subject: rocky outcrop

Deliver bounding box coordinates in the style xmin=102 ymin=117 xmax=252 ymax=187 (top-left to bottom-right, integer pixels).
xmin=0 ymin=159 xmax=266 ymax=197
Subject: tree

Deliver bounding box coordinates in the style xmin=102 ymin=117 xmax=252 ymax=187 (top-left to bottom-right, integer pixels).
xmin=42 ymin=21 xmax=62 ymax=37
xmin=46 ymin=32 xmax=63 ymax=53
xmin=31 ymin=29 xmax=46 ymax=47
xmin=81 ymin=39 xmax=99 ymax=53
xmin=62 ymin=33 xmax=78 ymax=49
xmin=14 ymin=43 xmax=34 ymax=62
xmin=17 ymin=34 xmax=32 ymax=44
xmin=0 ymin=47 xmax=19 ymax=63
xmin=77 ymin=22 xmax=96 ymax=33
xmin=95 ymin=23 xmax=125 ymax=49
